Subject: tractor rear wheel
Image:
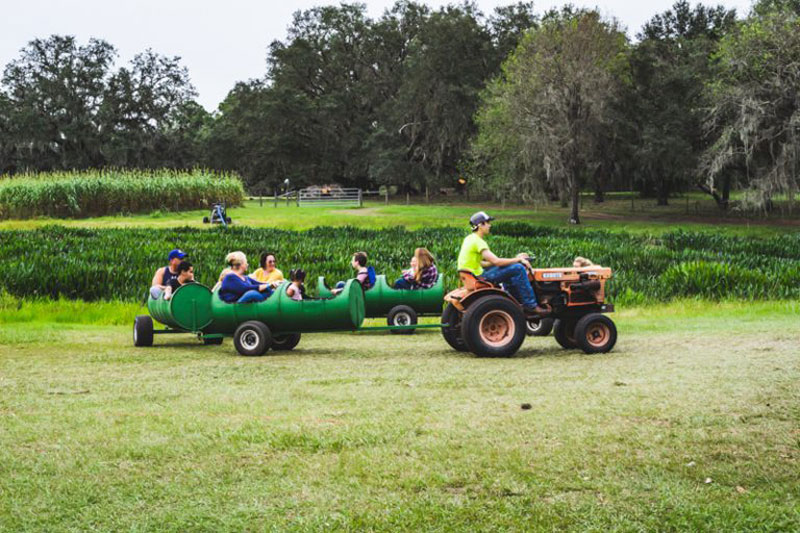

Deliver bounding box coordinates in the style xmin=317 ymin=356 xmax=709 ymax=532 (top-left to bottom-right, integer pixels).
xmin=441 ymin=303 xmax=468 ymax=352
xmin=272 ymin=333 xmax=301 ymax=351
xmin=133 ymin=315 xmax=154 ymax=347
xmin=233 ymin=321 xmax=272 ymax=356
xmin=203 ymin=216 xmax=209 ymax=223
xmin=388 ymin=305 xmax=417 ymax=335
xmin=526 ymin=317 xmax=554 ymax=337
xmin=553 ymin=318 xmax=578 ymax=349
xmin=575 ymin=313 xmax=617 ymax=354
xmin=461 ymin=295 xmax=526 ymax=358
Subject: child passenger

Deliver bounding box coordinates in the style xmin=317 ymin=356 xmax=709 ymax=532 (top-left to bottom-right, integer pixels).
xmin=394 ymin=248 xmax=438 ymax=289
xmin=286 ymin=269 xmax=306 ymax=301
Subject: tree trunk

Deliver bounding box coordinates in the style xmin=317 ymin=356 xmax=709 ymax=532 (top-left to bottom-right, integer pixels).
xmin=657 ymin=179 xmax=669 ymax=206
xmin=594 ymin=184 xmax=605 ymax=203
xmin=569 ymin=182 xmax=580 ymax=224
xmin=720 ymin=175 xmax=731 ymax=211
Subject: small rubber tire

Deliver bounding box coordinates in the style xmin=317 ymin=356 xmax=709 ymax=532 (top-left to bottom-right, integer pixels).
xmin=461 ymin=295 xmax=527 ymax=358
xmin=202 ymin=216 xmax=209 ymax=223
xmin=233 ymin=321 xmax=272 ymax=356
xmin=272 ymin=333 xmax=301 ymax=351
xmin=133 ymin=315 xmax=154 ymax=347
xmin=388 ymin=305 xmax=417 ymax=335
xmin=203 ymin=337 xmax=223 ymax=345
xmin=441 ymin=303 xmax=468 ymax=352
xmin=526 ymin=317 xmax=554 ymax=337
xmin=553 ymin=318 xmax=578 ymax=349
xmin=225 ymin=217 xmax=232 ymax=224
xmin=574 ymin=313 xmax=617 ymax=354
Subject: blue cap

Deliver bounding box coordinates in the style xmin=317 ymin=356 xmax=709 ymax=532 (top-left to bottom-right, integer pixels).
xmin=168 ymin=249 xmax=187 ymax=261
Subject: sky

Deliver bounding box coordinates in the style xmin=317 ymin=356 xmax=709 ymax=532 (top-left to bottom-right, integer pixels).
xmin=1 ymin=0 xmax=753 ymax=111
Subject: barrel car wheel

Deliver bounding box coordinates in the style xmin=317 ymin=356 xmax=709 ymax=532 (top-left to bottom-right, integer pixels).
xmin=388 ymin=305 xmax=417 ymax=335
xmin=441 ymin=303 xmax=468 ymax=352
xmin=133 ymin=315 xmax=154 ymax=347
xmin=553 ymin=318 xmax=578 ymax=349
xmin=574 ymin=313 xmax=617 ymax=354
xmin=233 ymin=321 xmax=272 ymax=356
xmin=526 ymin=317 xmax=554 ymax=337
xmin=272 ymin=333 xmax=301 ymax=351
xmin=461 ymin=295 xmax=527 ymax=358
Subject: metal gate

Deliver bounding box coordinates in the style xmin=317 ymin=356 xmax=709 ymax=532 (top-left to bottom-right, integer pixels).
xmin=297 ymin=187 xmax=362 ymax=207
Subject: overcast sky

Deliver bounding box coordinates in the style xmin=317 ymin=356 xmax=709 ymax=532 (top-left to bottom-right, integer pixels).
xmin=2 ymin=0 xmax=753 ymax=111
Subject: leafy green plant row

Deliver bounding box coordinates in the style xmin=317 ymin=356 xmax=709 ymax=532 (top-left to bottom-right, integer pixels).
xmin=0 ymin=223 xmax=798 ymax=303
xmin=0 ymin=169 xmax=244 ymax=219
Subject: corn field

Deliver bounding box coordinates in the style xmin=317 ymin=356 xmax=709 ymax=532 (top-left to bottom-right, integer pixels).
xmin=0 ymin=170 xmax=244 ymax=219
xmin=0 ymin=223 xmax=798 ymax=303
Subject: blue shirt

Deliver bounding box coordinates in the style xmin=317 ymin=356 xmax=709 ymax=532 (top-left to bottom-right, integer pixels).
xmin=219 ymin=273 xmax=263 ymax=303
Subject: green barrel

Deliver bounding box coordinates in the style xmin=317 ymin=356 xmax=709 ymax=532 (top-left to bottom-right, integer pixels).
xmin=206 ymin=279 xmax=365 ymax=334
xmin=317 ymin=274 xmax=443 ymax=317
xmin=147 ymin=283 xmax=214 ymax=331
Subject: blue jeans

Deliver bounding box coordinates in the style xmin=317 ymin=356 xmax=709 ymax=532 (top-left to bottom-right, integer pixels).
xmin=150 ymin=286 xmax=163 ymax=299
xmin=481 ymin=264 xmax=538 ymax=308
xmin=393 ymin=277 xmax=414 ymax=290
xmin=237 ymin=289 xmax=269 ymax=303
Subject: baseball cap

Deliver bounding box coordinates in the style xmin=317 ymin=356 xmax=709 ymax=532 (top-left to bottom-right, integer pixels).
xmin=168 ymin=249 xmax=187 ymax=261
xmin=469 ymin=211 xmax=495 ymax=228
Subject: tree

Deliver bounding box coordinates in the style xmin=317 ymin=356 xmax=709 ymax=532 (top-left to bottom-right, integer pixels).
xmin=102 ymin=49 xmax=197 ymax=167
xmin=473 ymin=9 xmax=629 ymax=223
xmin=702 ymin=3 xmax=800 ymax=213
xmin=2 ymin=35 xmax=116 ymax=171
xmin=631 ymin=1 xmax=736 ymax=206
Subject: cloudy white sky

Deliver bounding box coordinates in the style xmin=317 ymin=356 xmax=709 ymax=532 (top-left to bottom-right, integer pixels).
xmin=1 ymin=0 xmax=753 ymax=111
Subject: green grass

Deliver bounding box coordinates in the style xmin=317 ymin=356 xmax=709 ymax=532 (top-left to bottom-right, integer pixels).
xmin=1 ymin=194 xmax=797 ymax=237
xmin=1 ymin=301 xmax=798 ymax=531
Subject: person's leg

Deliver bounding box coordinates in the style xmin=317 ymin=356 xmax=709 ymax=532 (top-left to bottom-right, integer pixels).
xmin=393 ymin=277 xmax=413 ymax=290
xmin=237 ymin=290 xmax=267 ymax=303
xmin=150 ymin=286 xmax=162 ymax=299
xmin=481 ymin=264 xmax=538 ymax=308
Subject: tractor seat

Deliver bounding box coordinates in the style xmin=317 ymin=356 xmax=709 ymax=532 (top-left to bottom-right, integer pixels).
xmin=458 ymin=270 xmax=497 ymax=291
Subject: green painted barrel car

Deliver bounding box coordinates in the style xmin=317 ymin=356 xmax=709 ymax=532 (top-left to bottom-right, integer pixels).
xmin=316 ymin=274 xmax=444 ymax=334
xmin=134 ymin=279 xmax=365 ymax=356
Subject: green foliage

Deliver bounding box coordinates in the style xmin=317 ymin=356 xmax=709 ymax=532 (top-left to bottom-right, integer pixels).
xmin=0 ymin=222 xmax=797 ymax=303
xmin=0 ymin=169 xmax=244 ymax=219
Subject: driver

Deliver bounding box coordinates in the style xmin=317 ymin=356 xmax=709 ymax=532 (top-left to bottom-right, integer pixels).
xmin=457 ymin=211 xmax=548 ymax=315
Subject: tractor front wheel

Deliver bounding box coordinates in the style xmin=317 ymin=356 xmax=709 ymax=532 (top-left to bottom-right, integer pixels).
xmin=233 ymin=321 xmax=272 ymax=356
xmin=553 ymin=318 xmax=578 ymax=349
xmin=575 ymin=314 xmax=617 ymax=354
xmin=461 ymin=295 xmax=526 ymax=358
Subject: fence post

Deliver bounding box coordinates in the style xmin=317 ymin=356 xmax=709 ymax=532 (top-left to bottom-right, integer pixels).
xmin=259 ymin=194 xmax=263 ymax=207
xmin=274 ymin=190 xmax=277 ymax=208
xmin=385 ymin=188 xmax=389 ymax=205
xmin=296 ymin=190 xmax=299 ymax=207
xmin=358 ymin=189 xmax=363 ymax=207
xmin=406 ymin=192 xmax=410 ymax=205
xmin=425 ymin=186 xmax=429 ymax=203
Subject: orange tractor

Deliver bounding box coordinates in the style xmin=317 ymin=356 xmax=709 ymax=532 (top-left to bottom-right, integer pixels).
xmin=441 ymin=264 xmax=616 ymax=357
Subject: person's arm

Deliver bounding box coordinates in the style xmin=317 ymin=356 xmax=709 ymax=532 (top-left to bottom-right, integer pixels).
xmin=246 ymin=276 xmax=269 ymax=292
xmin=286 ymin=285 xmax=296 ymax=297
xmin=481 ymin=249 xmax=528 ymax=268
xmin=151 ymin=267 xmax=165 ymax=288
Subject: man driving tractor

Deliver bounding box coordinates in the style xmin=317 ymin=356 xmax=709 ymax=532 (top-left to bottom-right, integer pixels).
xmin=457 ymin=211 xmax=549 ymax=316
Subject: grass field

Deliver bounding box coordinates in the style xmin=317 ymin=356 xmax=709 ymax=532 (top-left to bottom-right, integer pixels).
xmin=1 ymin=193 xmax=798 ymax=237
xmin=1 ymin=301 xmax=798 ymax=531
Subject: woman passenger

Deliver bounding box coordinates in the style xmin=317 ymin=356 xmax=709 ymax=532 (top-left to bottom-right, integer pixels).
xmin=218 ymin=251 xmax=273 ymax=303
xmin=394 ymin=248 xmax=438 ymax=289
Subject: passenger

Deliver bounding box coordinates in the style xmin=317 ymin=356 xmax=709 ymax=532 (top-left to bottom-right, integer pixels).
xmin=458 ymin=211 xmax=549 ymax=315
xmin=394 ymin=248 xmax=438 ymax=290
xmin=150 ymin=248 xmax=188 ymax=299
xmin=250 ymin=252 xmax=285 ymax=287
xmin=163 ymin=261 xmax=195 ymax=300
xmin=286 ymin=268 xmax=306 ymax=301
xmin=332 ymin=251 xmax=372 ymax=294
xmin=218 ymin=251 xmax=273 ymax=303
xmin=573 ymin=256 xmax=594 ymax=267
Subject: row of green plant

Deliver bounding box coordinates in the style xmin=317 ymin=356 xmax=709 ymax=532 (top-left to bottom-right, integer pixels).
xmin=0 ymin=223 xmax=798 ymax=303
xmin=0 ymin=169 xmax=244 ymax=219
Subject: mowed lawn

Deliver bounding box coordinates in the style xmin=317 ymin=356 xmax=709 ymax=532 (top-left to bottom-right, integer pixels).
xmin=1 ymin=195 xmax=798 ymax=237
xmin=1 ymin=301 xmax=798 ymax=531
